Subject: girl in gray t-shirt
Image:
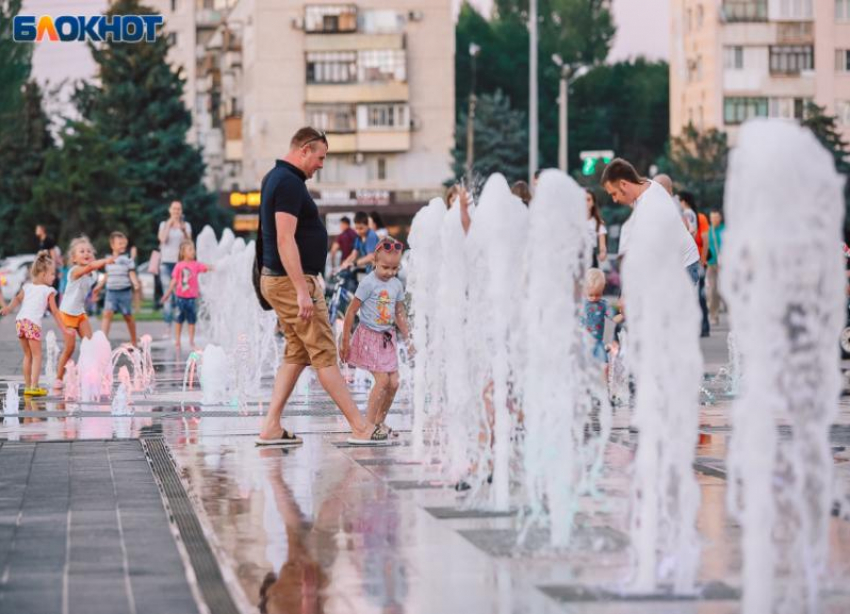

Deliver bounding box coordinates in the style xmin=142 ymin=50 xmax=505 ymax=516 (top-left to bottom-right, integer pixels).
xmin=340 ymin=238 xmax=412 ymax=433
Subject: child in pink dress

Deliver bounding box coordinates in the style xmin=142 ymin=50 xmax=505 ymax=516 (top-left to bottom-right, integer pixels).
xmin=161 ymin=240 xmax=212 ymax=351
xmin=340 ymin=237 xmax=412 ymax=432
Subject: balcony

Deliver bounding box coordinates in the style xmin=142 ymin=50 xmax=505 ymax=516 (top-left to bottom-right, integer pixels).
xmin=305 ymin=33 xmax=404 ymax=53
xmin=721 ymin=1 xmax=767 ymax=22
xmin=777 ymin=22 xmax=814 ymax=44
xmin=326 ymin=131 xmax=410 ymax=154
xmin=306 ymin=82 xmax=409 ymax=104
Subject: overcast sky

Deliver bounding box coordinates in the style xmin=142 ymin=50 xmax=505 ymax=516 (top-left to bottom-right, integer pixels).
xmin=27 ymin=0 xmax=669 ymax=111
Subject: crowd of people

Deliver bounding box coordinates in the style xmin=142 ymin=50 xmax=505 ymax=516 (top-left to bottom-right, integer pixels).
xmin=0 ymin=199 xmax=214 ymax=396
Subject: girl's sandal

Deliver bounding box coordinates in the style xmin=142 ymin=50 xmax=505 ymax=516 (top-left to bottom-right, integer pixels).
xmin=346 ymin=425 xmax=391 ymax=446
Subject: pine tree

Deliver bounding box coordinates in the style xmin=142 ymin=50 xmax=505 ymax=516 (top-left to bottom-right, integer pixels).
xmin=801 ymin=104 xmax=850 ymax=236
xmin=660 ymin=124 xmax=729 ymax=212
xmin=452 ymin=90 xmax=529 ymax=186
xmin=0 ymin=1 xmax=55 ymax=257
xmin=73 ymin=0 xmax=227 ymax=254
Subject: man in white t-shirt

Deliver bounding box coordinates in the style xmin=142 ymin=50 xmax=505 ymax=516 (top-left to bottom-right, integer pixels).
xmin=602 ymin=158 xmax=700 ymax=284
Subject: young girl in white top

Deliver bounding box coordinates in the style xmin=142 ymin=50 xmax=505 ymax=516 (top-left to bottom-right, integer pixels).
xmin=56 ymin=237 xmax=114 ymax=382
xmin=1 ymin=253 xmax=70 ymax=395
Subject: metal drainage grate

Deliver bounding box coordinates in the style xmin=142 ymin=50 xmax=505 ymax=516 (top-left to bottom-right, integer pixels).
xmin=142 ymin=436 xmax=240 ymax=614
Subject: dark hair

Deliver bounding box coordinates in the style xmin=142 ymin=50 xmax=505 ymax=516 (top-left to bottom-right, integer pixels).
xmin=109 ymin=231 xmax=127 ymax=242
xmin=678 ymin=190 xmax=697 ymax=211
xmin=511 ymin=180 xmax=532 ymax=206
xmin=369 ymin=211 xmax=386 ymax=229
xmin=586 ymin=189 xmax=604 ymax=229
xmin=353 ymin=211 xmax=369 ymax=225
xmin=533 ymin=169 xmax=542 ymax=180
xmin=600 ymin=158 xmax=643 ymax=186
xmin=340 ymin=216 xmax=351 ymax=225
xmin=290 ymin=126 xmax=328 ymax=150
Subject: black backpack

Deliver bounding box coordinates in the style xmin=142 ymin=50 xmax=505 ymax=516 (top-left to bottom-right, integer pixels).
xmin=253 ymin=209 xmax=274 ymax=312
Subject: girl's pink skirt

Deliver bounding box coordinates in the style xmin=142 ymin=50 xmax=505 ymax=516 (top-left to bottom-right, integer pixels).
xmin=347 ymin=326 xmax=398 ymax=373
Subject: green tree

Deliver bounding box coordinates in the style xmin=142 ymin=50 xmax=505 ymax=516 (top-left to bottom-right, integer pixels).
xmin=568 ymin=59 xmax=669 ymax=173
xmin=452 ymin=90 xmax=529 ymax=186
xmin=658 ymin=124 xmax=729 ymax=212
xmin=0 ymin=1 xmax=56 ymax=257
xmin=72 ymin=0 xmax=227 ymax=254
xmin=0 ymin=81 xmax=55 ymax=255
xmin=801 ymin=104 xmax=850 ymax=236
xmin=454 ymin=1 xmax=616 ymax=176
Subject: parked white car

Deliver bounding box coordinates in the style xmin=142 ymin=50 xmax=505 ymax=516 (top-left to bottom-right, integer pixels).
xmin=0 ymin=254 xmax=37 ymax=302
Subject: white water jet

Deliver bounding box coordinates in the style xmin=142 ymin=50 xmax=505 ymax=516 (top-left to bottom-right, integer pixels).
xmin=4 ymin=383 xmax=19 ymax=415
xmin=435 ymin=200 xmax=477 ymax=483
xmin=623 ymin=178 xmax=703 ymax=594
xmin=138 ymin=334 xmax=155 ymax=391
xmin=608 ymin=329 xmax=632 ymax=407
xmin=44 ymin=331 xmax=59 ymax=385
xmin=407 ymin=197 xmax=447 ymax=459
xmin=195 ymin=226 xmax=279 ymax=390
xmin=201 ymin=344 xmax=229 ymax=405
xmin=466 ymin=174 xmax=528 ymax=508
xmin=725 ymin=332 xmax=743 ymax=396
xmin=517 ymin=169 xmax=612 ymax=547
xmin=78 ymin=332 xmax=112 ymax=402
xmin=63 ymin=360 xmax=80 ymax=401
xmin=722 ymin=120 xmax=845 ymax=614
xmin=111 ymin=367 xmax=133 ymax=416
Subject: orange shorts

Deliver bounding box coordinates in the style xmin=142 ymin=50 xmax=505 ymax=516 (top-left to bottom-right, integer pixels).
xmin=260 ymin=275 xmax=337 ymax=369
xmin=59 ymin=311 xmax=88 ymax=331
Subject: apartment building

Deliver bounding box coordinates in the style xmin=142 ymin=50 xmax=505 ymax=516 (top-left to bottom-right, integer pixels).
xmin=187 ymin=0 xmax=454 ymax=218
xmin=670 ymin=0 xmax=850 ymax=143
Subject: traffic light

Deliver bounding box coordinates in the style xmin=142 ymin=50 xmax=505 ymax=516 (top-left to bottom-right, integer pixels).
xmin=579 ymin=150 xmax=615 ymax=176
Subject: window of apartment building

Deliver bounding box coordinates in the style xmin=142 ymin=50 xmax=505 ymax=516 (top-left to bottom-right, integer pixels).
xmin=359 ymin=103 xmax=409 ymax=130
xmin=306 ymin=104 xmax=356 ymax=133
xmin=359 ymin=10 xmax=405 ymax=34
xmin=837 ymin=49 xmax=850 ymax=72
xmin=837 ymin=101 xmax=850 ymax=126
xmin=315 ymin=156 xmax=344 ymax=184
xmin=778 ymin=0 xmax=813 ymax=19
xmin=686 ymin=8 xmax=692 ymax=32
xmin=306 ymin=51 xmax=357 ymax=83
xmin=723 ymin=0 xmax=767 ymax=21
xmin=305 ymin=5 xmax=358 ymax=33
xmin=167 ymin=32 xmax=177 ymax=46
xmin=724 ymin=46 xmax=744 ymax=69
xmin=724 ymin=97 xmax=768 ymax=124
xmin=368 ymin=156 xmax=389 ymax=181
xmin=838 ymin=0 xmax=850 ymax=20
xmin=696 ymin=4 xmax=704 ymax=28
xmin=357 ymin=49 xmax=406 ymax=82
xmin=769 ymin=97 xmax=811 ymax=119
xmin=769 ymin=45 xmax=814 ymax=75
xmin=171 ymin=0 xmax=177 ymax=11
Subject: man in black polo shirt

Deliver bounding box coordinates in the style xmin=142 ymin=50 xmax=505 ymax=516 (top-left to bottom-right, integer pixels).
xmin=256 ymin=127 xmax=389 ymax=446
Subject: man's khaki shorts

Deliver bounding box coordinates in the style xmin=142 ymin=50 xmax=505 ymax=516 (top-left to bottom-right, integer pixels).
xmin=261 ymin=275 xmax=338 ymax=369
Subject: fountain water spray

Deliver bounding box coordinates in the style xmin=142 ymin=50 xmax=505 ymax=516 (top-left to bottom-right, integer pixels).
xmin=4 ymin=383 xmax=19 ymax=415
xmin=78 ymin=332 xmax=112 ymax=402
xmin=622 ymin=178 xmax=703 ymax=594
xmin=111 ymin=366 xmax=133 ymax=416
xmin=465 ymin=174 xmax=528 ymax=508
xmin=63 ymin=360 xmax=80 ymax=401
xmin=516 ymin=169 xmax=611 ymax=547
xmin=44 ymin=331 xmax=59 ymax=385
xmin=722 ymin=120 xmax=845 ymax=614
xmin=407 ymin=197 xmax=448 ymax=459
xmin=201 ymin=344 xmax=229 ymax=405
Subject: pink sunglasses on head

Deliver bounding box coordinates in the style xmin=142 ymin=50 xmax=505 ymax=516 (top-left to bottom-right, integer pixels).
xmin=376 ymin=240 xmax=403 ymax=253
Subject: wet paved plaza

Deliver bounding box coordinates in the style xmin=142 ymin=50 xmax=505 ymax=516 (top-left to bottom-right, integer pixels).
xmin=1 ymin=318 xmax=850 ymax=613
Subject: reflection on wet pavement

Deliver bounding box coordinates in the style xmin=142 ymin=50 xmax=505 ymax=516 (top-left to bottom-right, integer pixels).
xmin=1 ymin=341 xmax=850 ymax=613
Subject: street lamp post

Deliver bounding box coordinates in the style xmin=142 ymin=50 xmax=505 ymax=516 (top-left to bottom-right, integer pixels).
xmin=551 ymin=56 xmax=589 ymax=176
xmin=466 ymin=43 xmax=481 ymax=185
xmin=529 ymin=0 xmax=538 ymax=185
